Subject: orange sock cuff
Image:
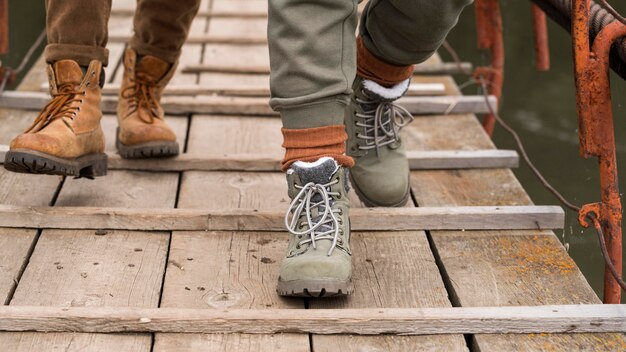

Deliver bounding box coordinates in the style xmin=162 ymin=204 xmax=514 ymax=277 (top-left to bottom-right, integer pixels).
xmin=357 ymin=36 xmax=414 ymax=87
xmin=281 ymin=125 xmax=355 ymax=171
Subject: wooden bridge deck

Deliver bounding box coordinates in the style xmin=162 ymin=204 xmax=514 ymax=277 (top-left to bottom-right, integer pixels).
xmin=0 ymin=0 xmax=625 ymax=350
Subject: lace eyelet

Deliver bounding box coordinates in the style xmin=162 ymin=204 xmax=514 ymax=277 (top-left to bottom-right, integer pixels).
xmin=296 ymin=244 xmax=301 ymax=249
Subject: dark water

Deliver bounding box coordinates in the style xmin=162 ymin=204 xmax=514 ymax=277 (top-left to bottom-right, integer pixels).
xmin=3 ymin=1 xmax=626 ymax=301
xmin=447 ymin=1 xmax=626 ymax=302
xmin=0 ymin=1 xmax=45 ymax=88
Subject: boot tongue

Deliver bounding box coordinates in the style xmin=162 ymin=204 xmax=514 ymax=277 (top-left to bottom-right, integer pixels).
xmin=290 ymin=157 xmax=339 ymax=185
xmin=136 ymin=55 xmax=170 ymax=81
xmin=53 ymin=60 xmax=84 ymax=86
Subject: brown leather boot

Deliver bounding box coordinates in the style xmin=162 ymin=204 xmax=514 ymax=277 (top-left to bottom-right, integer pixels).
xmin=4 ymin=60 xmax=107 ymax=178
xmin=116 ymin=48 xmax=179 ymax=158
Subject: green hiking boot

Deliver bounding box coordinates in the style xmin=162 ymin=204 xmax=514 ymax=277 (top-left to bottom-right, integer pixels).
xmin=277 ymin=157 xmax=353 ymax=297
xmin=345 ymin=76 xmax=414 ymax=207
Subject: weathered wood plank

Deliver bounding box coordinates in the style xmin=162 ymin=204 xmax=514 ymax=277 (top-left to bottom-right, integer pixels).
xmin=0 ymin=169 xmax=61 ymax=305
xmin=0 ymin=205 xmax=564 ymax=231
xmin=110 ymin=9 xmax=267 ymax=18
xmin=407 ymin=114 xmax=626 ymax=349
xmin=183 ymin=62 xmax=473 ymax=76
xmin=109 ymin=34 xmax=267 ymax=45
xmin=66 ymin=82 xmax=446 ymax=97
xmin=1 ymin=304 xmax=626 ymax=334
xmin=0 ymin=91 xmax=498 ymax=116
xmin=0 ymin=169 xmax=179 ymax=351
xmin=0 ymin=147 xmax=518 ymax=172
xmin=311 ymin=231 xmax=467 ymax=351
xmin=154 ymin=116 xmax=309 ymax=350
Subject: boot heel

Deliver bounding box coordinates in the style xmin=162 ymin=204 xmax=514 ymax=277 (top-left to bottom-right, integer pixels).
xmin=78 ymin=153 xmax=108 ymax=178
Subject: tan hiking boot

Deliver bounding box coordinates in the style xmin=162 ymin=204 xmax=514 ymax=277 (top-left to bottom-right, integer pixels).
xmin=4 ymin=60 xmax=107 ymax=178
xmin=345 ymin=76 xmax=414 ymax=207
xmin=277 ymin=157 xmax=353 ymax=298
xmin=116 ymin=48 xmax=179 ymax=158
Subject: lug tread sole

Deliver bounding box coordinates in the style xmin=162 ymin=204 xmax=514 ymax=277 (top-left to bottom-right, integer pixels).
xmin=116 ymin=130 xmax=180 ymax=159
xmin=277 ymin=279 xmax=354 ymax=298
xmin=4 ymin=149 xmax=108 ymax=178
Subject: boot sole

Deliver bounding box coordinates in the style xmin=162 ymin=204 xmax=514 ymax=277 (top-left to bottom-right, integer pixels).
xmin=4 ymin=149 xmax=108 ymax=178
xmin=116 ymin=127 xmax=180 ymax=159
xmin=349 ymin=173 xmax=410 ymax=208
xmin=277 ymin=279 xmax=354 ymax=298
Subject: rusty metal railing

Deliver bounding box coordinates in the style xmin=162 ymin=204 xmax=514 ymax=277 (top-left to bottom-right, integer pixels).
xmin=474 ymin=0 xmax=625 ymax=303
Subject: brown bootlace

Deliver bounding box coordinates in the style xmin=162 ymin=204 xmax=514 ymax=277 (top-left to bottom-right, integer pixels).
xmin=120 ymin=73 xmax=161 ymax=124
xmin=25 ymin=83 xmax=85 ymax=133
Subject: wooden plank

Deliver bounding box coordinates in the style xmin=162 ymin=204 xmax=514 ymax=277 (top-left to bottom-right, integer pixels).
xmin=109 ymin=34 xmax=266 ymax=45
xmin=72 ymin=82 xmax=446 ymax=97
xmin=406 ymin=111 xmax=626 ymax=348
xmin=0 ymin=99 xmax=185 ymax=351
xmin=183 ymin=62 xmax=473 ymax=76
xmin=0 ymin=147 xmax=518 ymax=172
xmin=0 ymin=168 xmax=180 ymax=351
xmin=110 ymin=9 xmax=267 ymax=18
xmin=0 ymin=205 xmax=564 ymax=231
xmin=311 ymin=231 xmax=467 ymax=351
xmin=1 ymin=304 xmax=626 ymax=334
xmin=0 ymin=91 xmax=498 ymax=116
xmin=154 ymin=124 xmax=308 ymax=349
xmin=0 ymin=169 xmax=61 ymax=305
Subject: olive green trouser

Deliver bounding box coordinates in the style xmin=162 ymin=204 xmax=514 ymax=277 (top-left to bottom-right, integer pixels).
xmin=44 ymin=0 xmax=201 ymax=67
xmin=268 ymin=0 xmax=473 ymax=129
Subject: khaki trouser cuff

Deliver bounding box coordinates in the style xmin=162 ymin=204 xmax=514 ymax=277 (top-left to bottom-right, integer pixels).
xmin=279 ymin=100 xmax=348 ymax=130
xmin=44 ymin=44 xmax=109 ymax=67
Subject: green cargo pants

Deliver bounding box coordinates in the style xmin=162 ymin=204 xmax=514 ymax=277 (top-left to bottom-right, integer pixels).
xmin=268 ymin=0 xmax=473 ymax=129
xmin=45 ymin=0 xmax=201 ymax=66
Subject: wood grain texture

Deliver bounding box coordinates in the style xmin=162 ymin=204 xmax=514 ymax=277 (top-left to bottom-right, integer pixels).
xmin=0 ymin=169 xmax=61 ymax=304
xmin=0 ymin=147 xmax=519 ymax=172
xmin=410 ymin=156 xmax=626 ymax=349
xmin=0 ymin=91 xmax=497 ymax=116
xmin=0 ymin=168 xmax=179 ymax=351
xmin=155 ymin=112 xmax=308 ymax=351
xmin=312 ymin=231 xmax=467 ymax=351
xmin=184 ymin=62 xmax=473 ymax=76
xmin=86 ymin=82 xmax=446 ymax=97
xmin=0 ymin=204 xmax=565 ymax=232
xmin=1 ymin=304 xmax=626 ymax=334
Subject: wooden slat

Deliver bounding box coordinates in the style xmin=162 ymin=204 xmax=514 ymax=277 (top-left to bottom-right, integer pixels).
xmin=1 ymin=304 xmax=626 ymax=334
xmin=405 ymin=79 xmax=626 ymax=349
xmin=109 ymin=34 xmax=266 ymax=45
xmin=183 ymin=62 xmax=473 ymax=76
xmin=110 ymin=9 xmax=267 ymax=18
xmin=0 ymin=205 xmax=564 ymax=231
xmin=66 ymin=82 xmax=446 ymax=97
xmin=153 ymin=116 xmax=308 ymax=350
xmin=0 ymin=170 xmax=61 ymax=305
xmin=167 ymin=115 xmax=431 ymax=351
xmin=0 ymin=91 xmax=498 ymax=116
xmin=0 ymin=170 xmax=180 ymax=351
xmin=0 ymin=147 xmax=518 ymax=172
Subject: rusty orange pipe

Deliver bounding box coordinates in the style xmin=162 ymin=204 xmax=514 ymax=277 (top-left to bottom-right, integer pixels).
xmin=573 ymin=0 xmax=624 ymax=304
xmin=474 ymin=0 xmax=504 ymax=136
xmin=531 ymin=4 xmax=550 ymax=71
xmin=0 ymin=0 xmax=8 ymax=55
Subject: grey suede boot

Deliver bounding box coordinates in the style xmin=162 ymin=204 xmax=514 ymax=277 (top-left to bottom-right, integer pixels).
xmin=277 ymin=157 xmax=353 ymax=297
xmin=345 ymin=76 xmax=414 ymax=207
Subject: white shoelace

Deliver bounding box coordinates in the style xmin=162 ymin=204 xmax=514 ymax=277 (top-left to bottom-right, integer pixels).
xmin=355 ymin=95 xmax=414 ymax=156
xmin=284 ymin=179 xmax=342 ymax=256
